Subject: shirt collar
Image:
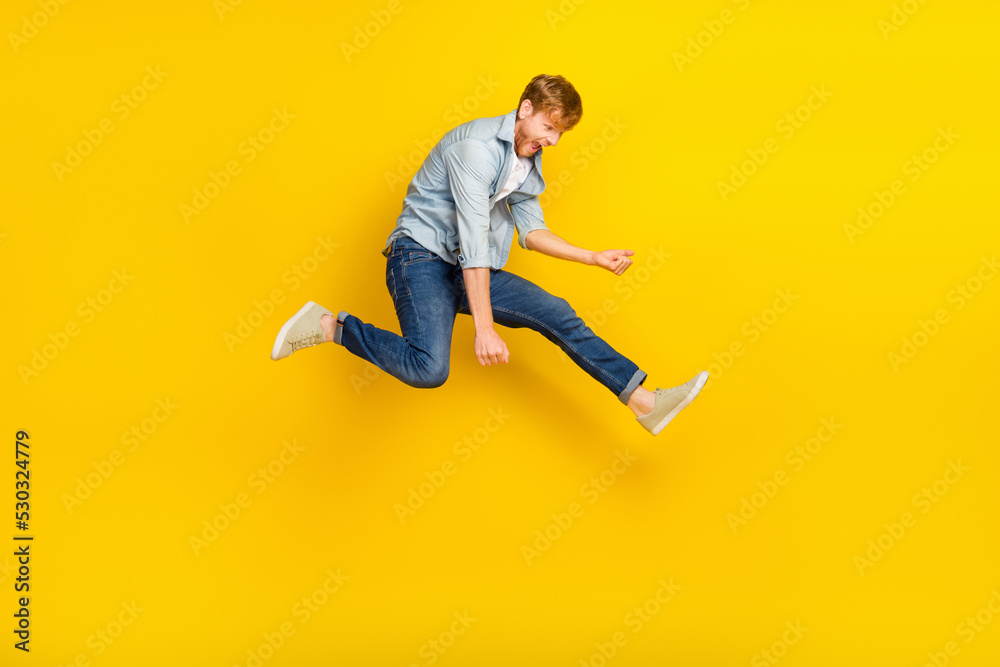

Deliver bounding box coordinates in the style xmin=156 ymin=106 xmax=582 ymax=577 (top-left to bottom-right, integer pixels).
xmin=499 ymin=108 xmax=517 ymax=144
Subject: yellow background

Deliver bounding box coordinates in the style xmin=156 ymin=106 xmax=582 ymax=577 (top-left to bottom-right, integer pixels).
xmin=3 ymin=0 xmax=999 ymax=664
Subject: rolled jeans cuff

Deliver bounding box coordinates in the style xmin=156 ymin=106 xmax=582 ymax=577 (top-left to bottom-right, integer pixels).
xmin=333 ymin=311 xmax=349 ymax=346
xmin=618 ymin=368 xmax=647 ymax=405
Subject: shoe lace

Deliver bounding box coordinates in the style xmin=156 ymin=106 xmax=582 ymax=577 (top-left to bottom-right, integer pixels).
xmin=289 ymin=331 xmax=324 ymax=351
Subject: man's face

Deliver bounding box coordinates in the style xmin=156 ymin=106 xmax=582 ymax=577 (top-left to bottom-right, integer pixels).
xmin=513 ymin=101 xmax=566 ymax=157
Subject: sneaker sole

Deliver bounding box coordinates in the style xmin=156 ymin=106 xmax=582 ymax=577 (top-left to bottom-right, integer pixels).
xmin=649 ymin=371 xmax=709 ymax=436
xmin=271 ymin=301 xmax=320 ymax=360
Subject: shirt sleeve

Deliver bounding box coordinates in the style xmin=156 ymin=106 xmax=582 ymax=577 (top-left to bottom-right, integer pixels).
xmin=509 ymin=194 xmax=549 ymax=250
xmin=441 ymin=140 xmax=495 ymax=269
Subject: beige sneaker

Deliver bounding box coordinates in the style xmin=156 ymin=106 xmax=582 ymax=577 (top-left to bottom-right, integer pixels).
xmin=271 ymin=301 xmax=334 ymax=360
xmin=636 ymin=371 xmax=709 ymax=435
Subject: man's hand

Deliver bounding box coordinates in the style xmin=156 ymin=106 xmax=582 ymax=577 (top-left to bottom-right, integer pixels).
xmin=474 ymin=328 xmax=510 ymax=366
xmin=462 ymin=266 xmax=510 ymax=366
xmin=592 ymin=248 xmax=635 ymax=276
xmin=525 ymin=230 xmax=635 ymax=275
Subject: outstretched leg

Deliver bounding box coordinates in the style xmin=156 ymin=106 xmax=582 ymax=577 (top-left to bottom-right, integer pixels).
xmin=458 ymin=268 xmax=647 ymax=405
xmin=456 ymin=268 xmax=708 ymax=435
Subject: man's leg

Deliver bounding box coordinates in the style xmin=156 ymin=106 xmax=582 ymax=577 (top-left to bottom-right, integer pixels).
xmin=333 ymin=236 xmax=461 ymax=389
xmin=457 ymin=268 xmax=647 ymax=405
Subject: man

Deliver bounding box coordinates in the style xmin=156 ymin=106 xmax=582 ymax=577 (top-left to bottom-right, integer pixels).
xmin=271 ymin=74 xmax=708 ymax=436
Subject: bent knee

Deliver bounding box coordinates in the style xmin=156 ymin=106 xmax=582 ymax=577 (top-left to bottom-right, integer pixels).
xmin=410 ymin=357 xmax=450 ymax=389
xmin=416 ymin=376 xmax=448 ymax=389
xmin=413 ymin=369 xmax=449 ymax=389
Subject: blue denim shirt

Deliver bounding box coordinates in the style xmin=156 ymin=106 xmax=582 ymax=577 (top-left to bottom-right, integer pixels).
xmin=382 ymin=108 xmax=549 ymax=270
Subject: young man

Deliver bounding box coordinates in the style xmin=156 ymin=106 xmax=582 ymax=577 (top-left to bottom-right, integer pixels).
xmin=271 ymin=74 xmax=708 ymax=436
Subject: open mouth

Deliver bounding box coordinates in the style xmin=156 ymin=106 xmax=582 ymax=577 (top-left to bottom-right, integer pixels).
xmin=531 ymin=141 xmax=541 ymax=151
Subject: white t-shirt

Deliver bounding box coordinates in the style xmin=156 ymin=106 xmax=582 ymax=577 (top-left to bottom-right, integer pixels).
xmin=490 ymin=153 xmax=532 ymax=210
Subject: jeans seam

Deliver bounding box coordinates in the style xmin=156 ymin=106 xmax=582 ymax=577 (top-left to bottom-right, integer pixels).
xmin=389 ymin=266 xmax=410 ymax=299
xmin=399 ymin=264 xmax=410 ymax=297
xmin=390 ymin=263 xmax=427 ymax=340
xmin=491 ymin=306 xmax=620 ymax=388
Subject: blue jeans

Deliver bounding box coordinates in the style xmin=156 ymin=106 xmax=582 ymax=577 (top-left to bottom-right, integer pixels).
xmin=334 ymin=235 xmax=647 ymax=405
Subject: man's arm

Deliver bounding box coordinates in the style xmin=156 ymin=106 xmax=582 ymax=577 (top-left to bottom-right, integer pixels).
xmin=441 ymin=139 xmax=510 ymax=366
xmin=525 ymin=228 xmax=635 ymax=276
xmin=443 ymin=140 xmax=494 ymax=270
xmin=462 ymin=267 xmax=509 ymax=366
